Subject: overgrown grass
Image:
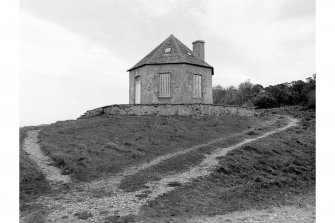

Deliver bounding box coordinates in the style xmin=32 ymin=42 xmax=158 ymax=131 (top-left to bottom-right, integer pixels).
xmin=38 ymin=115 xmax=263 ymax=182
xmin=140 ymin=107 xmax=315 ymax=219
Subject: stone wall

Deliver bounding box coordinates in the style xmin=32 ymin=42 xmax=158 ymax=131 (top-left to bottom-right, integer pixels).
xmin=79 ymin=104 xmax=255 ymax=119
xmin=129 ymin=64 xmax=213 ymax=104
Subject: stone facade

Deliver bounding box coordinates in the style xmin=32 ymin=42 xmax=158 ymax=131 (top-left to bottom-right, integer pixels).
xmin=79 ymin=104 xmax=255 ymax=119
xmin=128 ymin=34 xmax=214 ymax=105
xmin=129 ymin=64 xmax=213 ymax=104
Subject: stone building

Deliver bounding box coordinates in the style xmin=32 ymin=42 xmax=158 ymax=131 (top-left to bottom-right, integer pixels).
xmin=128 ymin=34 xmax=214 ymax=104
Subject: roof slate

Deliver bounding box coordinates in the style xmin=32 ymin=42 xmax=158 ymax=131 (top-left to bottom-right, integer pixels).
xmin=128 ymin=34 xmax=214 ymax=74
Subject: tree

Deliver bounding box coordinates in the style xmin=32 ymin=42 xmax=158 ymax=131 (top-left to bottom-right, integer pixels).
xmin=238 ymin=80 xmax=254 ymax=106
xmin=291 ymin=80 xmax=306 ymax=104
xmin=212 ymin=74 xmax=315 ymax=108
xmin=212 ymin=85 xmax=225 ymax=104
xmin=252 ymin=93 xmax=277 ymax=109
xmin=303 ymin=74 xmax=316 ymax=109
xmin=265 ymin=83 xmax=293 ymax=106
xmin=224 ymin=86 xmax=239 ymax=105
xmin=251 ymin=84 xmax=264 ymax=95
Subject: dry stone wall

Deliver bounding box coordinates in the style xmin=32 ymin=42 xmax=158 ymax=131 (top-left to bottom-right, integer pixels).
xmin=79 ymin=104 xmax=255 ymax=119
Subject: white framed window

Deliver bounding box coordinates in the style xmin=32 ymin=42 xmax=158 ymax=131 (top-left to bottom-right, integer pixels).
xmin=193 ymin=74 xmax=202 ymax=98
xmin=159 ymin=73 xmax=171 ymax=97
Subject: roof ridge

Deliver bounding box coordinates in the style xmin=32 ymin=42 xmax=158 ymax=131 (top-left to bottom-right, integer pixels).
xmin=171 ymin=35 xmax=187 ymax=63
xmin=147 ymin=35 xmax=170 ymax=64
xmin=127 ymin=34 xmax=213 ymax=73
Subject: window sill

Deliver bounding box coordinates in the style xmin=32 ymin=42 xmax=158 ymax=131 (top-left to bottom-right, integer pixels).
xmin=159 ymin=96 xmax=171 ymax=98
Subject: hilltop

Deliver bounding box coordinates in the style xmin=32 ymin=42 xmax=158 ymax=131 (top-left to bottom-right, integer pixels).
xmin=20 ymin=106 xmax=315 ymax=222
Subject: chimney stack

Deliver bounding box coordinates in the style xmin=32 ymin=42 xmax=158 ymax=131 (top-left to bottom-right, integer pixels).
xmin=192 ymin=40 xmax=205 ymax=60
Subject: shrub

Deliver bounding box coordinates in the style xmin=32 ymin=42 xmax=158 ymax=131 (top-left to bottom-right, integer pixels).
xmin=252 ymin=94 xmax=278 ymax=109
xmin=306 ymin=90 xmax=315 ymax=110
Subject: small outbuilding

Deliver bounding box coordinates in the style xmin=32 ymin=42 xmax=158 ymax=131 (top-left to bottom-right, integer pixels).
xmin=127 ymin=34 xmax=214 ymax=104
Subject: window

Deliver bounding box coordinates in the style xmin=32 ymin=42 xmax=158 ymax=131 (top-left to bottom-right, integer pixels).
xmin=159 ymin=73 xmax=171 ymax=97
xmin=164 ymin=48 xmax=171 ymax=53
xmin=193 ymin=74 xmax=202 ymax=98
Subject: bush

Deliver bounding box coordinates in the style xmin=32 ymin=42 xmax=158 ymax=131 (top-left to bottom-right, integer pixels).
xmin=306 ymin=90 xmax=315 ymax=110
xmin=252 ymin=94 xmax=278 ymax=109
xmin=213 ymin=74 xmax=316 ymax=109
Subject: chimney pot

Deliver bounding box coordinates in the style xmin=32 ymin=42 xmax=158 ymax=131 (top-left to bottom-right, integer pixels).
xmin=192 ymin=40 xmax=205 ymax=60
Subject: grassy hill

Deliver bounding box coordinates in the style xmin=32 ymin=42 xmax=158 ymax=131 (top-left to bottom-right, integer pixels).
xmin=20 ymin=115 xmax=265 ymax=204
xmin=20 ymin=106 xmax=315 ymax=221
xmin=140 ymin=107 xmax=315 ymax=220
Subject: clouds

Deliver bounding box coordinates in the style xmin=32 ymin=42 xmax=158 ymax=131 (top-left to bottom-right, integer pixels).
xmin=276 ymin=0 xmax=315 ymax=20
xmin=132 ymin=0 xmax=193 ymax=17
xmin=20 ymin=12 xmax=129 ymax=126
xmin=192 ymin=0 xmax=315 ymax=85
xmin=19 ymin=0 xmax=208 ymax=63
xmin=20 ymin=0 xmax=315 ymax=125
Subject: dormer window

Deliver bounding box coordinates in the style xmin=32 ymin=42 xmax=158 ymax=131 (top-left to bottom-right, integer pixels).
xmin=164 ymin=48 xmax=171 ymax=53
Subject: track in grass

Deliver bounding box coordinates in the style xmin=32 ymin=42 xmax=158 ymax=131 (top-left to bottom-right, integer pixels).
xmin=31 ymin=115 xmax=298 ymax=222
xmin=22 ymin=130 xmax=70 ymax=186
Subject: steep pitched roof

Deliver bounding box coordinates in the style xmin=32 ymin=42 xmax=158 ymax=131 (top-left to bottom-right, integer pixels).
xmin=128 ymin=34 xmax=214 ymax=74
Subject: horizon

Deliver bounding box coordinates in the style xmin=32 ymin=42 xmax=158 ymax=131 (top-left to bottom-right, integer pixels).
xmin=19 ymin=74 xmax=314 ymax=127
xmin=20 ymin=0 xmax=315 ymax=126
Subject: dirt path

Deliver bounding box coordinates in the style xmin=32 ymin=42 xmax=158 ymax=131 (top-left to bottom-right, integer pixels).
xmin=147 ymin=205 xmax=315 ymax=223
xmin=22 ymin=130 xmax=70 ymax=185
xmin=20 ymin=115 xmax=302 ymax=222
xmin=186 ymin=205 xmax=315 ymax=223
xmin=83 ymin=116 xmax=280 ymax=192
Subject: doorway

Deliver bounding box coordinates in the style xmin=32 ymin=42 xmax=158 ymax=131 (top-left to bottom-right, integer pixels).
xmin=135 ymin=76 xmax=141 ymax=104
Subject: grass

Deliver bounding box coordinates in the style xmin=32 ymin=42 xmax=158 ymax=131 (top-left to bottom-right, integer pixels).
xmin=119 ymin=149 xmax=206 ymax=192
xmin=139 ymin=107 xmax=315 ymax=219
xmin=118 ymin=114 xmax=290 ymax=192
xmin=20 ymin=106 xmax=315 ymax=222
xmin=19 ymin=126 xmax=51 ymax=211
xmin=37 ymin=115 xmax=264 ymax=182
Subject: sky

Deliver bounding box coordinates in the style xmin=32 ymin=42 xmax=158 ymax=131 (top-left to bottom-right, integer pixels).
xmin=20 ymin=0 xmax=315 ymax=126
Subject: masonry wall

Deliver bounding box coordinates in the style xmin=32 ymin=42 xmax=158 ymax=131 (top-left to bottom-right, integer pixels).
xmin=79 ymin=104 xmax=255 ymax=119
xmin=129 ymin=64 xmax=213 ymax=104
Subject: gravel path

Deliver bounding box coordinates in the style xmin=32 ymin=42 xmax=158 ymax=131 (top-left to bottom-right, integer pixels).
xmin=21 ymin=116 xmax=306 ymax=222
xmin=186 ymin=205 xmax=315 ymax=223
xmin=83 ymin=116 xmax=280 ymax=192
xmin=22 ymin=130 xmax=70 ymax=185
xmin=23 ymin=115 xmax=300 ymax=222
